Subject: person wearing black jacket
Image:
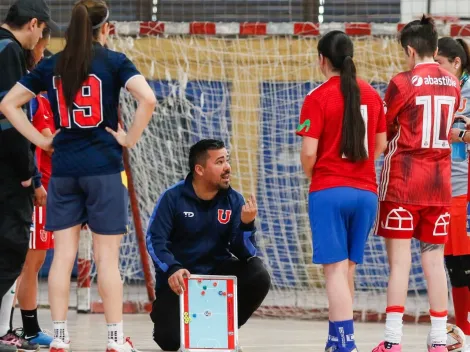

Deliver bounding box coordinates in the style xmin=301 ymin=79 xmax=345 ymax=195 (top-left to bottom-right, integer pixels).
xmin=0 ymin=1 xmax=57 ymax=351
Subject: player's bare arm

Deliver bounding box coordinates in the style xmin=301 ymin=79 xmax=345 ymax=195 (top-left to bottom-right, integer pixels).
xmin=106 ymin=75 xmax=156 ymax=148
xmin=374 ymin=132 xmax=387 ymax=160
xmin=34 ymin=185 xmax=47 ymax=207
xmin=0 ymin=84 xmax=54 ymax=152
xmin=300 ymin=137 xmax=318 ymax=178
xmin=40 ymin=128 xmax=54 ymax=156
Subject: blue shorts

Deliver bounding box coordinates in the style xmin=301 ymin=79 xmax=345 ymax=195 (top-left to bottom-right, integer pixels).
xmin=308 ymin=187 xmax=378 ymax=265
xmin=45 ymin=172 xmax=129 ymax=235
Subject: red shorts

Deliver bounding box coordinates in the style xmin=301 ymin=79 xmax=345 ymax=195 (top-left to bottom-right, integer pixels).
xmin=445 ymin=195 xmax=470 ymax=256
xmin=377 ymin=201 xmax=450 ymax=244
xmin=30 ymin=206 xmax=54 ymax=250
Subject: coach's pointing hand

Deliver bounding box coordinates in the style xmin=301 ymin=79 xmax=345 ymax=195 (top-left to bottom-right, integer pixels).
xmin=241 ymin=194 xmax=257 ymax=224
xmin=168 ymin=268 xmax=191 ymax=295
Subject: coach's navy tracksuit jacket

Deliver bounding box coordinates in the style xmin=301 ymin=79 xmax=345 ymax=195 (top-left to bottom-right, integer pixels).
xmin=146 ymin=174 xmax=257 ymax=293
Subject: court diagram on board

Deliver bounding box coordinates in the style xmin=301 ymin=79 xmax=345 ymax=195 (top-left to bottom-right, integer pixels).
xmin=181 ymin=276 xmax=237 ymax=350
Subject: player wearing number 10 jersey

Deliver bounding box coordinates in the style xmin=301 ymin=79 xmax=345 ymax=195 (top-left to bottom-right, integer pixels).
xmin=0 ymin=1 xmax=157 ymax=352
xmin=373 ymin=16 xmax=460 ymax=352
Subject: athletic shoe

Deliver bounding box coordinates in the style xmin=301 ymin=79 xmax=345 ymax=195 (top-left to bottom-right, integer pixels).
xmin=0 ymin=341 xmax=17 ymax=352
xmin=237 ymin=346 xmax=243 ymax=352
xmin=0 ymin=332 xmax=39 ymax=351
xmin=325 ymin=346 xmax=338 ymax=351
xmin=428 ymin=346 xmax=448 ymax=352
xmin=26 ymin=331 xmax=53 ymax=348
xmin=49 ymin=338 xmax=70 ymax=352
xmin=106 ymin=337 xmax=140 ymax=352
xmin=372 ymin=341 xmax=402 ymax=352
xmin=13 ymin=328 xmax=53 ymax=348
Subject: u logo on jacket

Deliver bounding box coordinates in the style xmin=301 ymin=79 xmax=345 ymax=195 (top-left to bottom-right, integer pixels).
xmin=218 ymin=209 xmax=232 ymax=224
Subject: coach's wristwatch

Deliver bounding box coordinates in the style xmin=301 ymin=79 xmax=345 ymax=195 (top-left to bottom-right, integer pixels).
xmin=458 ymin=129 xmax=468 ymax=142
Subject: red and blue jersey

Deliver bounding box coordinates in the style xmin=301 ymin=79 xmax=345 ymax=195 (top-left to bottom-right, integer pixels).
xmin=19 ymin=42 xmax=142 ymax=177
xmin=296 ymin=77 xmax=386 ymax=194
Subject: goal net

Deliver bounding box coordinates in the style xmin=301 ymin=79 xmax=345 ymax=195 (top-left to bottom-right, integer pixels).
xmin=40 ymin=20 xmax=470 ymax=321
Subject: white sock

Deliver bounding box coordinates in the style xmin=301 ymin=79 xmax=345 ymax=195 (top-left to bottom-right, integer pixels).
xmin=429 ymin=315 xmax=447 ymax=346
xmin=384 ymin=312 xmax=404 ymax=344
xmin=107 ymin=321 xmax=123 ymax=345
xmin=53 ymin=321 xmax=69 ymax=342
xmin=0 ymin=282 xmax=16 ymax=336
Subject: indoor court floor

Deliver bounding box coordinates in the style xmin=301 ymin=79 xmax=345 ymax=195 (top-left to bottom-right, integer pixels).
xmin=19 ymin=310 xmax=432 ymax=351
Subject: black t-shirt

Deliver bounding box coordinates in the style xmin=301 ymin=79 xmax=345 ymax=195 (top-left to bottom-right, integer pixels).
xmin=0 ymin=27 xmax=35 ymax=183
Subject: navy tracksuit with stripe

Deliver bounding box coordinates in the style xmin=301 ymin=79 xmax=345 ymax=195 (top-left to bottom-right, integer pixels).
xmin=146 ymin=174 xmax=270 ymax=351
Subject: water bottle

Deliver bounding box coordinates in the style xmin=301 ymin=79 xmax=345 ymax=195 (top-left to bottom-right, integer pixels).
xmin=452 ymin=118 xmax=467 ymax=162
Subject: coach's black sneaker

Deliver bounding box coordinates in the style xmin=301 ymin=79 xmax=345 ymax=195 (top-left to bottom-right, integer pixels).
xmin=0 ymin=331 xmax=39 ymax=351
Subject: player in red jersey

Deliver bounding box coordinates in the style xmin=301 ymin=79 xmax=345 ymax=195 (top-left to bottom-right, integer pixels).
xmin=296 ymin=31 xmax=387 ymax=352
xmin=373 ymin=16 xmax=461 ymax=352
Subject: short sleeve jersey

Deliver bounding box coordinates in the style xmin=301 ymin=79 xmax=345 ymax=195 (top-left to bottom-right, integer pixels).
xmin=379 ymin=63 xmax=461 ymax=206
xmin=296 ymin=76 xmax=386 ymax=194
xmin=19 ymin=42 xmax=142 ymax=177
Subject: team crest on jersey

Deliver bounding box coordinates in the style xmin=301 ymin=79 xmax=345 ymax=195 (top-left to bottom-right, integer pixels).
xmin=40 ymin=229 xmax=47 ymax=242
xmin=411 ymin=75 xmax=424 ymax=87
xmin=218 ymin=209 xmax=232 ymax=224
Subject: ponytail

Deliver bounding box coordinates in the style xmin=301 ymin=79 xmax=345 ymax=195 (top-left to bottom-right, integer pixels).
xmin=55 ymin=0 xmax=108 ymax=112
xmin=318 ymin=31 xmax=367 ymax=162
xmin=339 ymin=56 xmax=367 ymax=162
xmin=55 ymin=4 xmax=93 ymax=111
xmin=456 ymin=39 xmax=470 ymax=74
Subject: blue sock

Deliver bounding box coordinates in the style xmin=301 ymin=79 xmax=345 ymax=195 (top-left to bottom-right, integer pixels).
xmin=333 ymin=320 xmax=356 ymax=351
xmin=326 ymin=321 xmax=338 ymax=349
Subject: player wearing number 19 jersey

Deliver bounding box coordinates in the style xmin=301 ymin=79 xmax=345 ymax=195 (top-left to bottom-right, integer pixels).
xmin=373 ymin=16 xmax=460 ymax=352
xmin=0 ymin=1 xmax=157 ymax=352
xmin=18 ymin=41 xmax=141 ymax=235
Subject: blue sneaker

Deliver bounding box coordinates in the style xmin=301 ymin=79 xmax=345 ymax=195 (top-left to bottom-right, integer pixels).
xmin=27 ymin=331 xmax=53 ymax=347
xmin=13 ymin=328 xmax=53 ymax=348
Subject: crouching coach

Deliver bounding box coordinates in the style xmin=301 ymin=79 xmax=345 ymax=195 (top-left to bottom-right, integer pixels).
xmin=146 ymin=139 xmax=271 ymax=351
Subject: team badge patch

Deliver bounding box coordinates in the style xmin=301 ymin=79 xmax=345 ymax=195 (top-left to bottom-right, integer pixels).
xmin=218 ymin=210 xmax=232 ymax=224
